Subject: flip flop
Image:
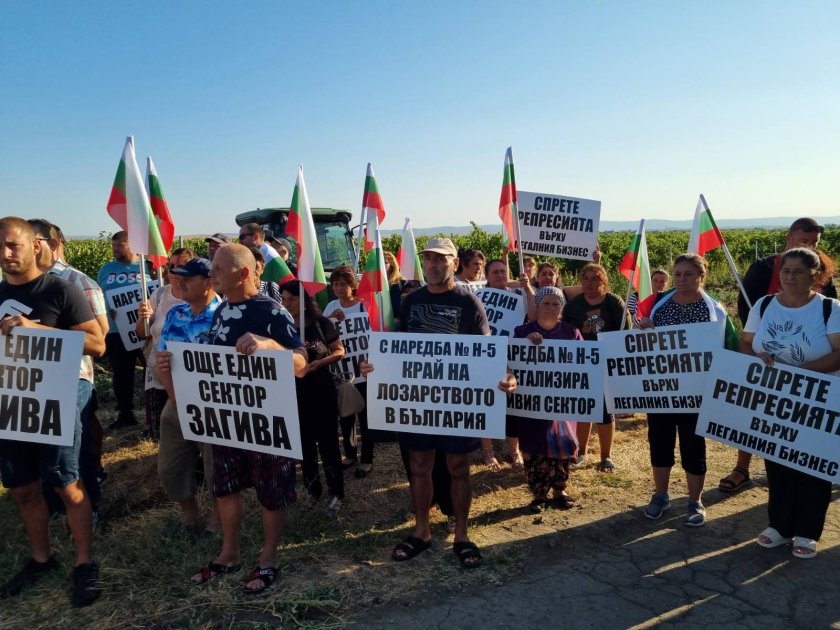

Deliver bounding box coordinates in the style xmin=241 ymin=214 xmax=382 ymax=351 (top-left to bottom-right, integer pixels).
xmin=792 ymin=537 xmax=818 ymax=559
xmin=756 ymin=527 xmax=792 ymax=549
xmin=191 ymin=561 xmax=241 ymax=585
xmin=718 ymin=467 xmax=750 ymax=493
xmin=453 ymin=541 xmax=482 ymax=569
xmin=392 ymin=536 xmax=432 ymax=561
xmin=243 ymin=566 xmax=277 ymax=594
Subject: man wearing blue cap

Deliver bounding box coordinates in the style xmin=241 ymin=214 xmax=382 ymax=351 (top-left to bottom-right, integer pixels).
xmin=155 ymin=258 xmax=222 ymax=539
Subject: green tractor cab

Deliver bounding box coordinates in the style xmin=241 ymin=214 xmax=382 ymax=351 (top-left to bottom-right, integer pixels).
xmin=234 ymin=207 xmax=358 ymax=275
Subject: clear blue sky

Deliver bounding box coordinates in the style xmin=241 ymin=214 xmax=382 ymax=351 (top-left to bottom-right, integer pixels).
xmin=2 ymin=1 xmax=838 ymax=236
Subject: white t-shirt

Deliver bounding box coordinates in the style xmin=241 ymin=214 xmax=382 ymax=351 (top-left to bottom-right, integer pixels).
xmin=744 ymin=295 xmax=840 ymax=372
xmin=324 ymin=299 xmax=364 ymax=319
xmin=145 ymin=284 xmax=185 ymax=390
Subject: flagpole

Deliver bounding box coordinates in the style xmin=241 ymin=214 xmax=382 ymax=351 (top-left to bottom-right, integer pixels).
xmin=354 ymin=205 xmax=367 ymax=275
xmin=512 ymin=200 xmax=525 ymax=277
xmin=298 ymin=281 xmax=306 ymax=344
xmin=139 ymin=254 xmax=150 ymax=332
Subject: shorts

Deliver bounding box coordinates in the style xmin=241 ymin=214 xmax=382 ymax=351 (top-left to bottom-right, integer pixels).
xmin=212 ymin=444 xmax=296 ymax=510
xmin=0 ymin=379 xmax=90 ymax=489
xmin=158 ymin=400 xmax=214 ymax=502
xmin=398 ymin=432 xmax=480 ymax=455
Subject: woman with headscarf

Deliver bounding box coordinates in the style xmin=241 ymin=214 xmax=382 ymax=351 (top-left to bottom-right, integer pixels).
xmin=513 ymin=286 xmax=581 ymax=512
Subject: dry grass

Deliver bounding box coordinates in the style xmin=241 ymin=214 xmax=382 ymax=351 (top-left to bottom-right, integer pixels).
xmin=0 ymin=372 xmax=777 ymax=630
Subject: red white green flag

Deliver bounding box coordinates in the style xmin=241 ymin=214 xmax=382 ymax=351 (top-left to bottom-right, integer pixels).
xmin=145 ymin=156 xmax=176 ymax=269
xmin=688 ymin=194 xmax=725 ymax=257
xmin=498 ymin=146 xmax=518 ymax=252
xmin=106 ymin=136 xmax=166 ymax=257
xmin=260 ymin=243 xmax=295 ymax=284
xmin=397 ymin=217 xmax=424 ymax=282
xmin=357 ymin=204 xmax=395 ymax=332
xmin=285 ymin=165 xmax=327 ymax=297
xmin=362 ymin=163 xmax=386 ymax=251
xmin=619 ymin=220 xmax=652 ymax=301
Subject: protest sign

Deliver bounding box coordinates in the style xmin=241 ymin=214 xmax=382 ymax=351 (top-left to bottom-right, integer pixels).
xmin=0 ymin=329 xmax=84 ymax=446
xmin=332 ymin=312 xmax=370 ymax=382
xmin=168 ymin=342 xmax=302 ymax=459
xmin=601 ymin=322 xmax=719 ymax=413
xmin=105 ymin=281 xmax=159 ymax=351
xmin=699 ymin=350 xmax=840 ymax=483
xmin=367 ymin=332 xmax=509 ymax=438
xmin=517 ymin=191 xmax=600 ymax=260
xmin=475 ymin=288 xmax=525 ymax=337
xmin=507 ymin=338 xmax=603 ymax=422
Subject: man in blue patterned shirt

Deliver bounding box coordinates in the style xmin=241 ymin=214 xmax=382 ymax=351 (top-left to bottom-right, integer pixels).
xmin=155 ymin=258 xmax=221 ymax=539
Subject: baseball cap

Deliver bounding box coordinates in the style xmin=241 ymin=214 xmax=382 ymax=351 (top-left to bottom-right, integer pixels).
xmin=205 ymin=232 xmax=232 ymax=244
xmin=169 ymin=258 xmax=212 ymax=277
xmin=421 ymin=237 xmax=457 ymax=257
xmin=789 ymin=218 xmax=824 ymax=234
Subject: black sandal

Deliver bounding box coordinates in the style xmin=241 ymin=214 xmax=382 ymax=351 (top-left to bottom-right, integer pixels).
xmin=555 ymin=494 xmax=577 ymax=510
xmin=718 ymin=466 xmax=751 ymax=493
xmin=243 ymin=566 xmax=277 ymax=594
xmin=392 ymin=536 xmax=432 ymax=561
xmin=191 ymin=561 xmax=241 ymax=585
xmin=0 ymin=556 xmax=59 ymax=599
xmin=453 ymin=541 xmax=482 ymax=568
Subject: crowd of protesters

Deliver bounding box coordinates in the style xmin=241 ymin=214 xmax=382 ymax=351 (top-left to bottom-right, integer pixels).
xmin=0 ymin=216 xmax=837 ymax=607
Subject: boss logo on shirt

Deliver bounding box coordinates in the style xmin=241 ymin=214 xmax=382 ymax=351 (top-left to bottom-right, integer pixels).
xmin=104 ymin=272 xmax=143 ymax=284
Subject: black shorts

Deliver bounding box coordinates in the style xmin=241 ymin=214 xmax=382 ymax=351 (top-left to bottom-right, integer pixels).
xmin=398 ymin=432 xmax=480 ymax=455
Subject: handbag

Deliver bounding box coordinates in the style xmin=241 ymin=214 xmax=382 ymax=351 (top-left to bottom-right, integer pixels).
xmin=334 ymin=372 xmax=366 ymax=417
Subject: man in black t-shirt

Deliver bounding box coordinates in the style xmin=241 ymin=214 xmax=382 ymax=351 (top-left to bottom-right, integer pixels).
xmin=363 ymin=238 xmax=517 ymax=569
xmin=0 ymin=217 xmax=105 ymax=607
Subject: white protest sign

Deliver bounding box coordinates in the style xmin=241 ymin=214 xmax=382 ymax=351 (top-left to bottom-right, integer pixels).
xmin=0 ymin=329 xmax=84 ymax=446
xmin=168 ymin=342 xmax=302 ymax=459
xmin=105 ymin=281 xmax=159 ymax=351
xmin=601 ymin=322 xmax=719 ymax=414
xmin=699 ymin=350 xmax=840 ymax=483
xmin=517 ymin=190 xmax=600 ymax=260
xmin=367 ymin=332 xmax=509 ymax=438
xmin=507 ymin=338 xmax=603 ymax=422
xmin=475 ymin=288 xmax=525 ymax=337
xmin=332 ymin=312 xmax=370 ymax=382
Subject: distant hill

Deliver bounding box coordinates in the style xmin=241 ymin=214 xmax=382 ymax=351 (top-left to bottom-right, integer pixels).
xmin=382 ymin=216 xmax=840 ymax=236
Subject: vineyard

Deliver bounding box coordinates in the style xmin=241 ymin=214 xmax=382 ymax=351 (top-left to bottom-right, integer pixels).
xmin=67 ymin=225 xmax=839 ymax=296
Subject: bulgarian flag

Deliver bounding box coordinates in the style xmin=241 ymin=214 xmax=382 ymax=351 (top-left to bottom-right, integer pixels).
xmin=498 ymin=146 xmax=518 ymax=252
xmin=688 ymin=194 xmax=725 ymax=257
xmin=619 ymin=220 xmax=652 ymax=302
xmin=259 ymin=243 xmax=295 ymax=284
xmin=397 ymin=217 xmax=424 ymax=282
xmin=285 ymin=165 xmax=327 ymax=297
xmin=362 ymin=163 xmax=386 ymax=251
xmin=145 ymin=156 xmax=176 ymax=269
xmin=106 ymin=136 xmax=167 ymax=258
xmin=357 ymin=207 xmax=395 ymax=331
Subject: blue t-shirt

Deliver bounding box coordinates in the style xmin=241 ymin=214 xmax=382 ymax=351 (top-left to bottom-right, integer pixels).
xmin=209 ymin=294 xmax=301 ymax=349
xmin=97 ymin=259 xmax=152 ymax=331
xmin=158 ymin=296 xmax=222 ymax=350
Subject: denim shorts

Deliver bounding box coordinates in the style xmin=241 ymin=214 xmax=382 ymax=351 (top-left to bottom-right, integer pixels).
xmin=0 ymin=379 xmax=91 ymax=489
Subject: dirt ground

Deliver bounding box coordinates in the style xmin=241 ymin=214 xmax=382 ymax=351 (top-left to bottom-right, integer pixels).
xmin=0 ymin=367 xmax=836 ymax=628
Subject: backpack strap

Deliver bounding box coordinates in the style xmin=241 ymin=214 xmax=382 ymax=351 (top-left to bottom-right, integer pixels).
xmin=822 ymin=295 xmax=831 ymax=326
xmin=758 ymin=294 xmax=774 ymax=319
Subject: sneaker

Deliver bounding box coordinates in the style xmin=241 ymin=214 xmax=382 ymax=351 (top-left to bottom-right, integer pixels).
xmin=684 ymin=501 xmax=706 ymax=527
xmin=70 ymin=563 xmax=101 ymax=608
xmin=644 ymin=493 xmax=671 ymax=520
xmin=0 ymin=556 xmax=60 ymax=598
xmin=326 ymin=496 xmax=342 ymax=513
